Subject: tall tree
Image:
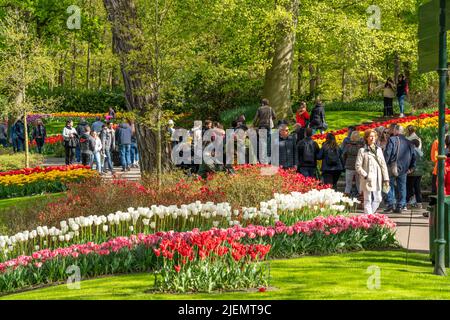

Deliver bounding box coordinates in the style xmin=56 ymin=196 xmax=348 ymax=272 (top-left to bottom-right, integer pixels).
xmin=262 ymin=0 xmax=299 ymax=120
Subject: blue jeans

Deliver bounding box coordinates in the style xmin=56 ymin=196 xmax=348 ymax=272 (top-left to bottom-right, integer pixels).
xmin=16 ymin=138 xmax=24 ymax=152
xmin=104 ymin=149 xmax=114 ymax=172
xmin=75 ymin=145 xmax=81 ymax=163
xmin=131 ymin=142 xmax=139 ymax=164
xmin=93 ymin=152 xmax=102 ymax=173
xmin=387 ymin=173 xmax=407 ymax=209
xmin=120 ymin=144 xmax=131 ymax=169
xmin=398 ymin=95 xmax=406 ymax=114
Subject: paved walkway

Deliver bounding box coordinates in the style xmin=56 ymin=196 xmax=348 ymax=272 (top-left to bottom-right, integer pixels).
xmin=44 ymin=156 xmax=431 ymax=253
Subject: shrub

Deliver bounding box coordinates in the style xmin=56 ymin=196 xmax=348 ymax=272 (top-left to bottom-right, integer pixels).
xmin=28 ymin=87 xmax=126 ymax=114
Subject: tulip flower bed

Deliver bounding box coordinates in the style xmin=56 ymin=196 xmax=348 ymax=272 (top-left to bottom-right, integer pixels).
xmin=0 ymin=165 xmax=98 ymax=199
xmin=0 ymin=214 xmax=397 ymax=294
xmin=36 ymin=166 xmax=330 ymax=228
xmin=312 ymin=108 xmax=450 ymax=146
xmin=0 ymin=189 xmax=357 ymax=262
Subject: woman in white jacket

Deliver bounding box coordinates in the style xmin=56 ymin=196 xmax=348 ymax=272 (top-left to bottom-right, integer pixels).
xmin=91 ymin=131 xmax=103 ymax=174
xmin=355 ymin=129 xmax=390 ymax=214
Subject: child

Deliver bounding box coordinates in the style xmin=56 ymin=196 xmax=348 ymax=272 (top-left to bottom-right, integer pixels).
xmin=91 ymin=131 xmax=103 ymax=174
xmin=407 ymin=139 xmax=424 ymax=209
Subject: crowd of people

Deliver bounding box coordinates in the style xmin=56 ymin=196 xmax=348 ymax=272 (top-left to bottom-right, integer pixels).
xmin=62 ymin=116 xmax=140 ymax=174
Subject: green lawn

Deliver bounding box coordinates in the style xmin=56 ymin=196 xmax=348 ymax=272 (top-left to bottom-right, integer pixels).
xmin=0 ymin=193 xmax=64 ymax=211
xmin=3 ymin=250 xmax=450 ymax=300
xmin=325 ymin=111 xmax=382 ymax=131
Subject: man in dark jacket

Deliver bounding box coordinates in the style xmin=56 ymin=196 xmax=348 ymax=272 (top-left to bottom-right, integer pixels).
xmin=91 ymin=116 xmax=104 ymax=133
xmin=297 ymin=128 xmax=320 ymax=178
xmin=278 ymin=124 xmax=297 ymax=169
xmin=253 ymin=99 xmax=276 ymax=162
xmin=14 ymin=118 xmax=25 ymax=152
xmin=79 ymin=125 xmax=95 ymax=166
xmin=116 ymin=121 xmax=132 ymax=171
xmin=384 ymin=125 xmax=416 ymax=213
xmin=76 ymin=118 xmax=89 ymax=163
xmin=309 ymin=100 xmax=326 ymax=134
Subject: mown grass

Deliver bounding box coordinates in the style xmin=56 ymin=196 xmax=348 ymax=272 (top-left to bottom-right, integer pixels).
xmin=3 ymin=250 xmax=449 ymax=300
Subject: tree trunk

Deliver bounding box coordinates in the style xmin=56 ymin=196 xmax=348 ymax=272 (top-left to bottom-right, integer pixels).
xmin=86 ymin=41 xmax=91 ymax=90
xmin=262 ymin=0 xmax=298 ymax=120
xmin=98 ymin=61 xmax=103 ymax=89
xmin=297 ymin=51 xmax=303 ymax=98
xmin=394 ymin=53 xmax=400 ymax=84
xmin=103 ymin=0 xmax=170 ymax=173
xmin=341 ymin=67 xmax=346 ymax=102
xmin=367 ymin=72 xmax=373 ymax=96
xmin=309 ymin=63 xmax=316 ymax=100
xmin=71 ymin=41 xmax=77 ymax=89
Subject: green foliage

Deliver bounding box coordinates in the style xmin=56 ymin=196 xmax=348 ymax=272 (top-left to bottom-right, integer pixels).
xmin=28 ymin=87 xmax=126 ymax=113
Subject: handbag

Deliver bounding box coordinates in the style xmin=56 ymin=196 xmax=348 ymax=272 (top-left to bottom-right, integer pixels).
xmin=388 ymin=137 xmax=400 ymax=177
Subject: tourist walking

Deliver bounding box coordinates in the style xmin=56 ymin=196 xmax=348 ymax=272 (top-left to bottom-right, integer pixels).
xmin=278 ymin=124 xmax=297 ymax=169
xmin=100 ymin=124 xmax=115 ymax=174
xmin=116 ymin=120 xmax=133 ymax=171
xmin=129 ymin=120 xmax=140 ymax=168
xmin=253 ymin=99 xmax=276 ymax=162
xmin=355 ymin=129 xmax=390 ymax=214
xmin=91 ymin=131 xmax=103 ymax=174
xmin=342 ymin=131 xmax=363 ymax=197
xmin=79 ymin=125 xmax=95 ymax=166
xmin=383 ymin=77 xmax=396 ymax=117
xmin=375 ymin=126 xmax=389 ymax=151
xmin=309 ymin=99 xmax=327 ymax=134
xmin=318 ymin=133 xmax=344 ymax=190
xmin=107 ymin=107 xmax=116 ymax=120
xmin=405 ymin=125 xmax=422 ymax=150
xmin=406 ymin=139 xmax=424 ymax=209
xmin=383 ymin=125 xmax=416 ymax=213
xmin=397 ymin=74 xmax=408 ymax=118
xmin=62 ymin=120 xmax=78 ymax=165
xmin=14 ymin=118 xmax=25 ymax=152
xmin=31 ymin=119 xmax=47 ymax=154
xmin=297 ymin=128 xmax=320 ymax=178
xmin=341 ymin=126 xmax=357 ymax=150
xmin=91 ymin=116 xmax=104 ymax=134
xmin=76 ymin=118 xmax=89 ymax=163
xmin=0 ymin=120 xmax=7 ymax=148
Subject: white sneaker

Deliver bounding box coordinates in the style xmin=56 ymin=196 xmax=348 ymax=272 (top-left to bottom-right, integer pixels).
xmin=399 ymin=113 xmax=405 ymax=118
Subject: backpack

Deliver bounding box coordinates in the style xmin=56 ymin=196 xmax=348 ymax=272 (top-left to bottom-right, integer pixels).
xmin=303 ymin=140 xmax=316 ymax=164
xmin=326 ymin=147 xmax=340 ymax=167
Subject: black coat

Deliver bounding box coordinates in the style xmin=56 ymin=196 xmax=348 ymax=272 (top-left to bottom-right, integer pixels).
xmin=278 ymin=134 xmax=298 ymax=169
xmin=309 ymin=104 xmax=325 ymax=129
xmin=297 ymin=137 xmax=320 ymax=168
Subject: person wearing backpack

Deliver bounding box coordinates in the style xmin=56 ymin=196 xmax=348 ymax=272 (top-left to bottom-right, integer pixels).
xmin=318 ymin=133 xmax=344 ymax=190
xmin=342 ymin=131 xmax=363 ymax=197
xmin=383 ymin=125 xmax=416 ymax=213
xmin=297 ymin=128 xmax=320 ymax=178
xmin=79 ymin=125 xmax=96 ymax=166
xmin=407 ymin=139 xmax=425 ymax=209
xmin=309 ymin=99 xmax=327 ymax=135
xmin=355 ymin=129 xmax=390 ymax=214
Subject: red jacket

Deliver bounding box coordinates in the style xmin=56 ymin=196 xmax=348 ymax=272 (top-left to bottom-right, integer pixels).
xmin=296 ymin=111 xmax=310 ymax=128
